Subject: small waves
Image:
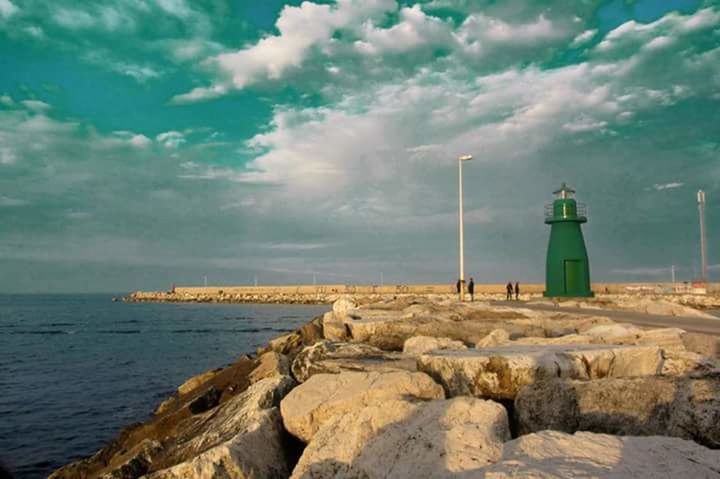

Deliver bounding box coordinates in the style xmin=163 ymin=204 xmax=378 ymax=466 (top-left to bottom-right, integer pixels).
xmin=9 ymin=330 xmax=73 ymax=335
xmin=170 ymin=327 xmax=294 ymax=334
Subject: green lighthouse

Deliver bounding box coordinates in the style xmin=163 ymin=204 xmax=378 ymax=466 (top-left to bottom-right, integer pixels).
xmin=544 ymin=183 xmax=593 ymax=297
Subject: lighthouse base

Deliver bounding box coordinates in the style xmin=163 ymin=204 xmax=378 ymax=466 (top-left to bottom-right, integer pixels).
xmin=543 ymin=290 xmax=594 ymax=298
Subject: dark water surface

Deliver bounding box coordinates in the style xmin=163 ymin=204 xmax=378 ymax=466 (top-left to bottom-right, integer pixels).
xmin=0 ymin=294 xmax=329 ymax=478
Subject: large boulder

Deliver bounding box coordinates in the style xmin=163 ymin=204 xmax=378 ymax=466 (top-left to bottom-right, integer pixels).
xmin=280 ymin=371 xmax=444 ymax=442
xmin=177 ymin=368 xmax=221 ymax=396
xmin=481 ymin=430 xmax=720 ymax=478
xmin=403 ymin=336 xmax=467 ymax=356
xmin=248 ymin=351 xmax=290 ymax=384
xmin=291 ymin=397 xmax=510 ymax=479
xmin=145 ymin=375 xmax=296 ymax=478
xmin=291 ymin=340 xmax=413 ymax=382
xmin=515 ymin=375 xmax=720 ymax=448
xmin=417 ymin=344 xmax=664 ymax=400
xmin=475 ymin=329 xmax=511 ymax=348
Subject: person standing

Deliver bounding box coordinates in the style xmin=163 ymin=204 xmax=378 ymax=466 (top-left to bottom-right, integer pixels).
xmin=468 ymin=277 xmax=475 ymax=302
xmin=514 ymin=281 xmax=520 ymax=301
xmin=456 ymin=279 xmax=461 ymax=295
xmin=506 ymin=282 xmax=513 ymax=300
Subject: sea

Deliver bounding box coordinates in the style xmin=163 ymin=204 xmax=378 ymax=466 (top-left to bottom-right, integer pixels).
xmin=0 ymin=294 xmax=329 ymax=479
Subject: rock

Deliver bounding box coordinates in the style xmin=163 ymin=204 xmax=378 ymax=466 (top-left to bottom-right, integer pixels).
xmin=662 ymin=349 xmax=718 ymax=376
xmin=583 ymin=324 xmax=643 ymax=341
xmin=682 ymin=332 xmax=720 ymax=359
xmin=146 ymin=375 xmax=296 ymax=478
xmin=280 ymin=371 xmax=444 ymax=442
xmin=321 ymin=311 xmax=350 ymax=342
xmin=248 ymin=351 xmax=290 ymax=383
xmin=291 ymin=340 xmax=412 ymax=382
xmin=188 ymin=386 xmax=221 ymax=414
xmin=344 ymin=305 xmax=614 ymax=351
xmin=481 ymin=430 xmax=720 ymax=478
xmin=403 ymin=336 xmax=467 ymax=356
xmin=154 ymin=396 xmax=176 ymax=416
xmin=475 ymin=329 xmax=511 ymax=348
xmin=267 ymin=332 xmax=303 ymax=356
xmin=291 ymin=397 xmax=510 ymax=479
xmin=514 ymin=334 xmax=594 ymax=346
xmin=177 ymin=368 xmax=220 ymax=396
xmin=332 ymin=297 xmax=358 ymax=316
xmin=515 ymin=375 xmax=720 ymax=448
xmin=418 ymin=344 xmax=664 ymax=400
xmin=98 ymin=440 xmax=162 ymax=479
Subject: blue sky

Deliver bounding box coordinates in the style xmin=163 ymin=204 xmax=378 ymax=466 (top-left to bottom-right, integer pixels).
xmin=0 ymin=0 xmax=719 ymax=292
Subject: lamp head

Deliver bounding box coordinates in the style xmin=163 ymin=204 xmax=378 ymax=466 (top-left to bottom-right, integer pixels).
xmin=458 ymin=154 xmax=473 ymax=161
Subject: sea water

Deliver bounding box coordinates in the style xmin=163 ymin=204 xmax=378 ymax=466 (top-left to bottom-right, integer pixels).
xmin=0 ymin=294 xmax=329 ymax=478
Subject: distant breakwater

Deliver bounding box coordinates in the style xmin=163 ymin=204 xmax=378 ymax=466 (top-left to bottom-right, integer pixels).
xmin=123 ymin=282 xmax=716 ymax=305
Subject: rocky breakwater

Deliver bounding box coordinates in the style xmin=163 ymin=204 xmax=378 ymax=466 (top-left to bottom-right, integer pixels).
xmin=52 ymin=296 xmax=720 ymax=478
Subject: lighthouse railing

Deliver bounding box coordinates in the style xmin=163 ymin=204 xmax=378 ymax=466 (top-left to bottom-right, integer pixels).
xmin=544 ymin=202 xmax=587 ymax=220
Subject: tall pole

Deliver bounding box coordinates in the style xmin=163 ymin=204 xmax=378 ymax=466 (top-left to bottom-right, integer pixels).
xmin=457 ymin=155 xmax=472 ymax=301
xmin=698 ymin=190 xmax=708 ymax=282
xmin=671 ymin=265 xmax=675 ymax=284
xmin=459 ymin=157 xmax=464 ymax=294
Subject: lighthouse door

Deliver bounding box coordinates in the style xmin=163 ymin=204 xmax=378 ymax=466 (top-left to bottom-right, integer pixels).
xmin=563 ymin=260 xmax=581 ymax=295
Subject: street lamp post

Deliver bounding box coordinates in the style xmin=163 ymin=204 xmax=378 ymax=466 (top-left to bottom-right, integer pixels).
xmin=458 ymin=154 xmax=473 ymax=301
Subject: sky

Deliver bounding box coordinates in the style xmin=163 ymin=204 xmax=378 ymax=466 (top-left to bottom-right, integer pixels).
xmin=0 ymin=0 xmax=719 ymax=293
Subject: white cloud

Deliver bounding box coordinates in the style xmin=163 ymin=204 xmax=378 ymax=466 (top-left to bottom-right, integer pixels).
xmin=174 ymin=0 xmax=395 ymax=100
xmin=653 ymin=182 xmax=684 ymax=191
xmin=171 ymin=85 xmax=227 ymax=104
xmin=21 ymin=100 xmax=51 ymax=112
xmin=0 ymin=195 xmax=27 ymax=207
xmin=562 ymin=116 xmax=607 ymax=132
xmin=354 ymin=5 xmax=451 ymax=55
xmin=155 ymin=0 xmax=192 ymax=19
xmin=130 ymin=134 xmax=151 ymax=148
xmin=0 ymin=0 xmax=17 ymax=19
xmin=0 ymin=147 xmax=17 ymax=165
xmin=455 ymin=13 xmax=566 ymax=56
xmin=156 ymin=131 xmax=186 ymax=148
xmin=53 ymin=8 xmax=97 ymax=29
xmin=571 ymin=29 xmax=596 ymax=47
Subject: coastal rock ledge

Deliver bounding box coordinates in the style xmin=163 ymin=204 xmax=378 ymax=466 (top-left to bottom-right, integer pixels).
xmin=51 ymin=296 xmax=720 ymax=478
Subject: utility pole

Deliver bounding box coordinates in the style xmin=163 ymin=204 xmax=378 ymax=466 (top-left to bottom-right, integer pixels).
xmin=671 ymin=265 xmax=675 ymax=284
xmin=698 ymin=190 xmax=708 ymax=281
xmin=253 ymin=274 xmax=258 ymax=287
xmin=203 ymin=275 xmax=208 ymax=287
xmin=457 ymin=154 xmax=473 ymax=301
xmin=380 ymin=272 xmax=384 ymax=286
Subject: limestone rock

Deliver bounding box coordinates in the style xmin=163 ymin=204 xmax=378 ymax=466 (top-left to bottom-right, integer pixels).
xmin=583 ymin=324 xmax=643 ymax=341
xmin=280 ymin=371 xmax=444 ymax=442
xmin=98 ymin=440 xmax=162 ymax=479
xmin=515 ymin=375 xmax=720 ymax=448
xmin=482 ymin=430 xmax=720 ymax=478
xmin=188 ymin=386 xmax=221 ymax=414
xmin=146 ymin=375 xmax=296 ymax=479
xmin=291 ymin=397 xmax=510 ymax=479
xmin=476 ymin=329 xmax=511 ymax=348
xmin=662 ymin=349 xmax=718 ymax=376
xmin=418 ymin=344 xmax=663 ymax=400
xmin=403 ymin=335 xmax=467 ymax=356
xmin=177 ymin=368 xmax=220 ymax=396
xmin=344 ymin=305 xmax=613 ymax=351
xmin=514 ymin=334 xmax=594 ymax=346
xmin=332 ymin=297 xmax=358 ymax=316
xmin=248 ymin=351 xmax=290 ymax=383
xmin=291 ymin=340 xmax=412 ymax=382
xmin=321 ymin=311 xmax=350 ymax=342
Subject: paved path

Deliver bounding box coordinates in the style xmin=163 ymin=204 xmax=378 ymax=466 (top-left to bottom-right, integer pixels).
xmin=491 ymin=301 xmax=720 ymax=336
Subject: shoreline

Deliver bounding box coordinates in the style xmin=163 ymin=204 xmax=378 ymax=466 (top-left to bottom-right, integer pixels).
xmin=50 ymin=295 xmax=720 ymax=478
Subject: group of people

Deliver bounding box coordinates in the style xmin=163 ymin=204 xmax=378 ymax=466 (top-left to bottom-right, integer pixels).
xmin=454 ymin=278 xmax=521 ymax=301
xmin=506 ymin=281 xmax=520 ymax=300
